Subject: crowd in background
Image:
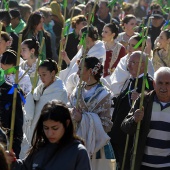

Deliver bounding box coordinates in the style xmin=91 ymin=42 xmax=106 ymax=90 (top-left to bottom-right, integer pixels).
xmin=0 ymin=0 xmax=170 ymax=170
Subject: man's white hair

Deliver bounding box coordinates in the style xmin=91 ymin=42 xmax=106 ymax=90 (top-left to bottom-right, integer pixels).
xmin=130 ymin=51 xmax=147 ymax=62
xmin=154 ymin=67 xmax=170 ymax=81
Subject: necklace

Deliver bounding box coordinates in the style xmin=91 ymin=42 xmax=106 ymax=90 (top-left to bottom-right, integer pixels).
xmin=105 ymin=42 xmax=115 ymax=51
xmin=86 ymin=81 xmax=98 ymax=86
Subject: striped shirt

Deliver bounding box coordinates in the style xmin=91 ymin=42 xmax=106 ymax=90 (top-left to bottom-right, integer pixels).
xmin=142 ymin=100 xmax=170 ymax=168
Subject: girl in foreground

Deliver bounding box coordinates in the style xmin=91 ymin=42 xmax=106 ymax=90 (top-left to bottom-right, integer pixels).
xmin=6 ymin=100 xmax=91 ymax=170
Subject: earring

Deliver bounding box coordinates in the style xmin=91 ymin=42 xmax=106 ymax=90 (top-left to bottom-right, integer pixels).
xmin=31 ymin=53 xmax=34 ymax=59
xmin=88 ymin=75 xmax=91 ymax=82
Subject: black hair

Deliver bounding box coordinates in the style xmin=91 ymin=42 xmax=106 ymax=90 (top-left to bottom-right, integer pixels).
xmin=104 ymin=23 xmax=119 ymax=39
xmin=81 ymin=25 xmax=98 ymax=41
xmin=0 ymin=10 xmax=11 ymax=26
xmin=129 ymin=34 xmax=143 ymax=48
xmin=22 ymin=37 xmax=40 ymax=56
xmin=1 ymin=50 xmax=17 ymax=65
xmin=84 ymin=57 xmax=103 ymax=81
xmin=30 ymin=100 xmax=83 ymax=154
xmin=22 ymin=11 xmax=44 ymax=40
xmin=38 ymin=59 xmax=58 ymax=74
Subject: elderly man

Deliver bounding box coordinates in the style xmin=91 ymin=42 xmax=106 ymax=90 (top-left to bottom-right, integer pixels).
xmin=109 ymin=51 xmax=154 ymax=169
xmin=122 ymin=67 xmax=170 ymax=170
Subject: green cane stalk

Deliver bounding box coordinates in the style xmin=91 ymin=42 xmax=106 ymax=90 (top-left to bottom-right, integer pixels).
xmin=130 ymin=17 xmax=151 ymax=170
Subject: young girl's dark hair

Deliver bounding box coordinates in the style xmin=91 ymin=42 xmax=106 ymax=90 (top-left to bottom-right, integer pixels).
xmin=22 ymin=11 xmax=44 ymax=40
xmin=30 ymin=100 xmax=83 ymax=154
xmin=1 ymin=50 xmax=17 ymax=65
xmin=22 ymin=38 xmax=40 ymax=56
xmin=104 ymin=23 xmax=119 ymax=39
xmin=84 ymin=57 xmax=103 ymax=81
xmin=81 ymin=25 xmax=99 ymax=41
xmin=38 ymin=59 xmax=58 ymax=74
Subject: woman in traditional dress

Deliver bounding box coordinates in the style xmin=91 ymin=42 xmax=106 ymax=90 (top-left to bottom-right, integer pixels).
xmin=59 ymin=25 xmax=106 ymax=91
xmin=116 ymin=14 xmax=138 ymax=52
xmin=69 ymin=57 xmax=115 ymax=168
xmin=20 ymin=38 xmax=40 ymax=85
xmin=21 ymin=59 xmax=68 ymax=158
xmin=102 ymin=23 xmax=126 ymax=85
xmin=153 ymin=29 xmax=170 ymax=71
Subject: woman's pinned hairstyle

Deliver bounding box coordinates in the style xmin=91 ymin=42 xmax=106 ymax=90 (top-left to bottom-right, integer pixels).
xmin=81 ymin=25 xmax=99 ymax=41
xmin=38 ymin=58 xmax=58 ymax=74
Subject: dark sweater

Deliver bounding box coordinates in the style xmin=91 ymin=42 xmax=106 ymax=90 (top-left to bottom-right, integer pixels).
xmin=12 ymin=140 xmax=91 ymax=170
xmin=0 ymin=82 xmax=23 ymax=158
xmin=109 ymin=74 xmax=154 ymax=169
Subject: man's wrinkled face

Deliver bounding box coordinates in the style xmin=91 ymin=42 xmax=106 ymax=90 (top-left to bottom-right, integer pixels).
xmin=154 ymin=72 xmax=170 ymax=102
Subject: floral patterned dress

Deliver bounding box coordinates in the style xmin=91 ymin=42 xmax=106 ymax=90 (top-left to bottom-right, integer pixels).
xmin=69 ymin=83 xmax=114 ymax=159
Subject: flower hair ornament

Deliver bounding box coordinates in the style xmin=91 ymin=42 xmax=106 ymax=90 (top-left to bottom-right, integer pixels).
xmin=92 ymin=62 xmax=102 ymax=75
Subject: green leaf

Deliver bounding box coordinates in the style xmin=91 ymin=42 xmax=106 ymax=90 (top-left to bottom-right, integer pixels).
xmin=0 ymin=68 xmax=5 ymax=86
xmin=108 ymin=0 xmax=117 ymax=8
xmin=63 ymin=0 xmax=67 ymax=8
xmin=79 ymin=31 xmax=88 ymax=47
xmin=134 ymin=36 xmax=147 ymax=49
xmin=4 ymin=66 xmax=19 ymax=75
xmin=3 ymin=0 xmax=9 ymax=11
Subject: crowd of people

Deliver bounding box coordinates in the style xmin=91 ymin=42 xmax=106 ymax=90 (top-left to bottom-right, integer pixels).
xmin=0 ymin=0 xmax=170 ymax=170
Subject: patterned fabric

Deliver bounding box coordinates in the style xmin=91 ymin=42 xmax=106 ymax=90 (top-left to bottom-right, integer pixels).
xmin=70 ymin=83 xmax=113 ymax=132
xmin=153 ymin=49 xmax=170 ymax=71
xmin=20 ymin=60 xmax=37 ymax=85
xmin=104 ymin=43 xmax=123 ymax=77
xmin=5 ymin=68 xmax=32 ymax=95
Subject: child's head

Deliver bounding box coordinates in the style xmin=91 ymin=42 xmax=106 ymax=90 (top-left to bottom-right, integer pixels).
xmin=38 ymin=59 xmax=58 ymax=87
xmin=1 ymin=50 xmax=17 ymax=70
xmin=21 ymin=38 xmax=40 ymax=60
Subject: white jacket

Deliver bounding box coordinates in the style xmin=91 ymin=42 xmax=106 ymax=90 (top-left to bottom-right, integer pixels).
xmin=24 ymin=77 xmax=68 ymax=143
xmin=59 ymin=40 xmax=106 ymax=85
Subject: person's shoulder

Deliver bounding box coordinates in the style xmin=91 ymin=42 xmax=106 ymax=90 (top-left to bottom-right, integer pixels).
xmin=0 ymin=81 xmax=12 ymax=90
xmin=72 ymin=140 xmax=87 ymax=152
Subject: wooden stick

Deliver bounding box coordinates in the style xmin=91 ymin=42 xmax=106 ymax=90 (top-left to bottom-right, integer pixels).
xmin=75 ymin=0 xmax=99 ymax=114
xmin=0 ymin=22 xmax=2 ymax=40
xmin=57 ymin=1 xmax=67 ymax=73
xmin=63 ymin=4 xmax=76 ymax=51
xmin=130 ymin=17 xmax=152 ymax=170
xmin=31 ymin=37 xmax=45 ymax=94
xmin=121 ymin=18 xmax=147 ymax=170
xmin=9 ymin=34 xmax=22 ymax=152
xmin=18 ymin=68 xmax=31 ymax=83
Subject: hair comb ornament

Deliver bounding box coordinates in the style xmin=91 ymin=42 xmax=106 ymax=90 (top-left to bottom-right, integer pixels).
xmin=92 ymin=62 xmax=102 ymax=75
